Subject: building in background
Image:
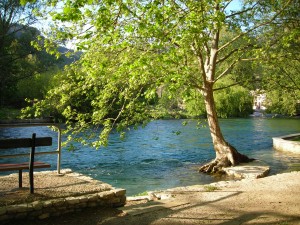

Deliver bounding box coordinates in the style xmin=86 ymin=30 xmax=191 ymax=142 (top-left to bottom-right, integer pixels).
xmin=251 ymin=90 xmax=267 ymax=111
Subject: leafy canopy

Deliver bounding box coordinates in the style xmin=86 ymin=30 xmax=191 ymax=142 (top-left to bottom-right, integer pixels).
xmin=22 ymin=0 xmax=299 ymax=147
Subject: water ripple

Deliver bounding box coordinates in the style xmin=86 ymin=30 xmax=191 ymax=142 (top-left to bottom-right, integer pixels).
xmin=1 ymin=118 xmax=300 ymax=195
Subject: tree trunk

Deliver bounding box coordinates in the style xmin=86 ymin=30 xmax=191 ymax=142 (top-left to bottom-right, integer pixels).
xmin=194 ymin=3 xmax=253 ymax=174
xmin=199 ymin=81 xmax=253 ymax=174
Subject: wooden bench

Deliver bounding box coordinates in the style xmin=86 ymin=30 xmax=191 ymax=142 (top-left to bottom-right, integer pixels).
xmin=0 ymin=133 xmax=52 ymax=194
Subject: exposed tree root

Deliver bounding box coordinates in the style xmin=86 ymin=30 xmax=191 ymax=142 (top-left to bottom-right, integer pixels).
xmin=199 ymin=159 xmax=229 ymax=174
xmin=199 ymin=144 xmax=255 ymax=174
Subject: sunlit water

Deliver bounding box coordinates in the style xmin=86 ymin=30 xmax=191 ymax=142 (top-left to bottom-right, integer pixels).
xmin=1 ymin=118 xmax=300 ymax=196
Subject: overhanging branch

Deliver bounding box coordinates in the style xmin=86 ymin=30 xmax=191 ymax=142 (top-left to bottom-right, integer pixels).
xmin=218 ymin=0 xmax=293 ymax=53
xmin=217 ymin=43 xmax=253 ymax=64
xmin=213 ymin=82 xmax=241 ymax=91
xmin=225 ymin=2 xmax=259 ymax=19
xmin=215 ymin=54 xmax=244 ymax=82
xmin=280 ymin=67 xmax=300 ymax=91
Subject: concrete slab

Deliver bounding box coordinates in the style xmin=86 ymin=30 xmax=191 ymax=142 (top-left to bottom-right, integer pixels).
xmin=223 ymin=160 xmax=270 ymax=179
xmin=273 ymin=133 xmax=300 ymax=154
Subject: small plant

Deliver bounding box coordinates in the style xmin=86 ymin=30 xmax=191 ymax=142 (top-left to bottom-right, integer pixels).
xmin=204 ymin=185 xmax=220 ymax=192
xmin=134 ymin=191 xmax=148 ymax=196
xmin=278 ymin=222 xmax=289 ymax=225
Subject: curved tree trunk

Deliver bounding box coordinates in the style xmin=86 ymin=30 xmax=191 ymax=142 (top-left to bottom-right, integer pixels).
xmin=193 ymin=3 xmax=254 ymax=174
xmin=199 ymin=81 xmax=253 ymax=174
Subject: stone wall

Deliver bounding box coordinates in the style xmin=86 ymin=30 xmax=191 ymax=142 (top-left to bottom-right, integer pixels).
xmin=0 ymin=188 xmax=126 ymax=222
xmin=273 ymin=133 xmax=300 ymax=154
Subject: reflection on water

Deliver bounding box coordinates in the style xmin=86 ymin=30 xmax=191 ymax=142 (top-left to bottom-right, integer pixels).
xmin=1 ymin=118 xmax=300 ymax=195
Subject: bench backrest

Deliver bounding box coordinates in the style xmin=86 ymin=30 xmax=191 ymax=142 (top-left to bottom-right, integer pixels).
xmin=0 ymin=137 xmax=52 ymax=149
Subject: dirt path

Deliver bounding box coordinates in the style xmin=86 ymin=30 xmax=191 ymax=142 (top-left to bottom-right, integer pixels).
xmin=9 ymin=171 xmax=300 ymax=225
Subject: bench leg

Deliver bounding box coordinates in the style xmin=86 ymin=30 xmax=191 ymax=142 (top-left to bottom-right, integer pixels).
xmin=29 ymin=133 xmax=36 ymax=194
xmin=29 ymin=170 xmax=34 ymax=194
xmin=19 ymin=170 xmax=22 ymax=188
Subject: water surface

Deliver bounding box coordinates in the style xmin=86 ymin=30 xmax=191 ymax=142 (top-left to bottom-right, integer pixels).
xmin=1 ymin=118 xmax=300 ymax=195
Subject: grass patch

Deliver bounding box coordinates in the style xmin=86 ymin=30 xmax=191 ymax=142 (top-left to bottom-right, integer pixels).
xmin=134 ymin=191 xmax=149 ymax=196
xmin=278 ymin=222 xmax=289 ymax=225
xmin=204 ymin=185 xmax=220 ymax=192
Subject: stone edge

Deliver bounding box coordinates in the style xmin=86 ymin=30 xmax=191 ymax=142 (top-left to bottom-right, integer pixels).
xmin=273 ymin=133 xmax=300 ymax=154
xmin=0 ymin=188 xmax=126 ymax=222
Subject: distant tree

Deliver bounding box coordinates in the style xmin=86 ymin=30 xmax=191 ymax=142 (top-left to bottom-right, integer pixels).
xmin=265 ymin=90 xmax=299 ymax=116
xmin=0 ymin=0 xmax=63 ymax=107
xmin=214 ymin=86 xmax=253 ymax=118
xmin=23 ymin=0 xmax=298 ymax=173
xmin=156 ymin=79 xmax=253 ymax=119
xmin=1 ymin=0 xmax=38 ymax=105
xmin=262 ymin=58 xmax=300 ymax=116
xmin=258 ymin=0 xmax=300 ymax=116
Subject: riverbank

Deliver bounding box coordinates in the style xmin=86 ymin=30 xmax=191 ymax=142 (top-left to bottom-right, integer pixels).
xmin=3 ymin=170 xmax=300 ymax=225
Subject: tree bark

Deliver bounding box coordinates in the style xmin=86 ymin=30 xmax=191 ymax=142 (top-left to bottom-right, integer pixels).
xmin=196 ymin=4 xmax=253 ymax=173
xmin=199 ymin=81 xmax=253 ymax=174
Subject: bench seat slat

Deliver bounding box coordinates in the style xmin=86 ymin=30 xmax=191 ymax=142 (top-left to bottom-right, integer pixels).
xmin=0 ymin=161 xmax=51 ymax=171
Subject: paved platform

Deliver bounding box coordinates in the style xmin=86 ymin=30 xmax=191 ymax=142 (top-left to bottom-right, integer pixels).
xmin=0 ymin=161 xmax=270 ymax=222
xmin=0 ymin=169 xmax=126 ymax=221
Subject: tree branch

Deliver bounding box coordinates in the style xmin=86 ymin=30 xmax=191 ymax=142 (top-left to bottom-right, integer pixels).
xmin=191 ymin=42 xmax=206 ymax=81
xmin=225 ymin=2 xmax=259 ymax=19
xmin=222 ymin=0 xmax=234 ymax=12
xmin=190 ymin=80 xmax=205 ymax=92
xmin=240 ymin=57 xmax=260 ymax=61
xmin=280 ymin=67 xmax=300 ymax=91
xmin=213 ymin=82 xmax=241 ymax=91
xmin=219 ymin=0 xmax=292 ymax=53
xmin=215 ymin=56 xmax=241 ymax=82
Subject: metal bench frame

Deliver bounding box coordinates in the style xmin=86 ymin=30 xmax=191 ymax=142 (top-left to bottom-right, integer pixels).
xmin=0 ymin=122 xmax=62 ymax=173
xmin=0 ymin=133 xmax=52 ymax=193
xmin=0 ymin=121 xmax=62 ymax=194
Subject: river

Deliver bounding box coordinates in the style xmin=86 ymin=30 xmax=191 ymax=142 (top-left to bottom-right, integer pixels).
xmin=1 ymin=118 xmax=300 ymax=195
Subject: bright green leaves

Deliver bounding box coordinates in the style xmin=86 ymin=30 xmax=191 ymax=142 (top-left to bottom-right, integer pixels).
xmin=23 ymin=0 xmax=300 ymax=148
xmin=214 ymin=84 xmax=253 ymax=118
xmin=52 ymin=4 xmax=83 ymax=22
xmin=260 ymin=55 xmax=300 ymax=116
xmin=265 ymin=89 xmax=299 ymax=116
xmin=39 ymin=41 xmax=161 ymax=147
xmin=20 ymin=0 xmax=36 ymax=5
